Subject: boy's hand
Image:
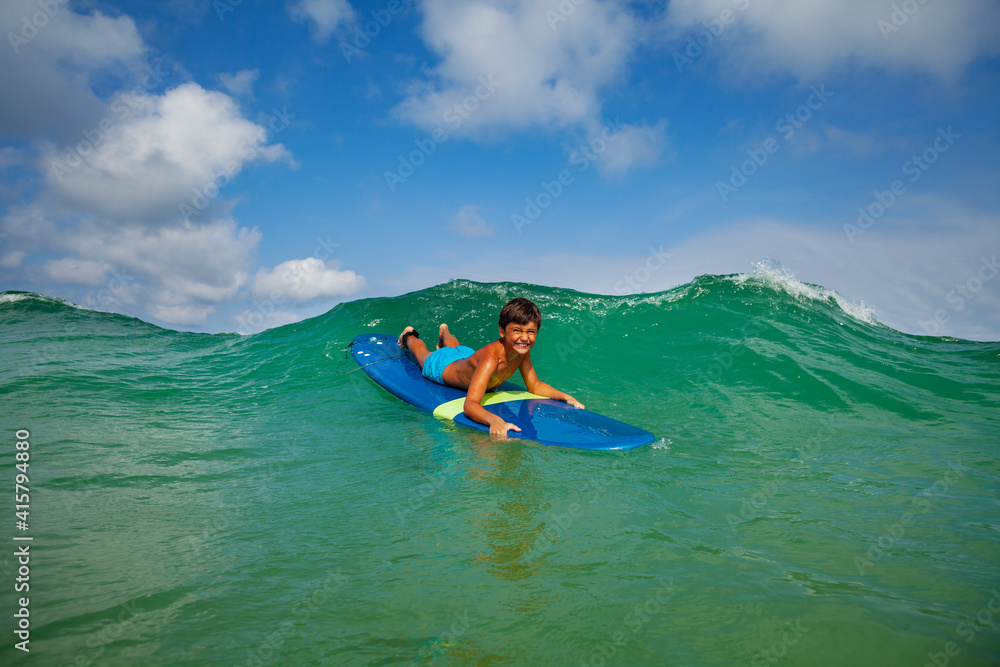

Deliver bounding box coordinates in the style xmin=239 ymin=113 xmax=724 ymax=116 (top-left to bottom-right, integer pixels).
xmin=565 ymin=395 xmax=584 ymax=409
xmin=490 ymin=421 xmax=521 ymax=437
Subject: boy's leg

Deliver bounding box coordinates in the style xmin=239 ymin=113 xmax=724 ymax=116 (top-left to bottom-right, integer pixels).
xmin=437 ymin=323 xmax=460 ymax=350
xmin=399 ymin=326 xmax=433 ymax=368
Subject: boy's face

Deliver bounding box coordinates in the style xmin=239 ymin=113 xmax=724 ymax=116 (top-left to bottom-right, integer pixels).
xmin=499 ymin=320 xmax=538 ymax=355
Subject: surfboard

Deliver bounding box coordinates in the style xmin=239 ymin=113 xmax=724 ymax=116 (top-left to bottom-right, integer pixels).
xmin=349 ymin=333 xmax=654 ymax=451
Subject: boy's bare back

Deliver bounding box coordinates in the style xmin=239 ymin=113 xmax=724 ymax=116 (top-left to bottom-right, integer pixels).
xmin=439 ymin=339 xmax=521 ymax=390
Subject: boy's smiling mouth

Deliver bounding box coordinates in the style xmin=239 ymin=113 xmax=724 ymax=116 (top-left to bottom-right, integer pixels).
xmin=502 ymin=321 xmax=537 ymax=355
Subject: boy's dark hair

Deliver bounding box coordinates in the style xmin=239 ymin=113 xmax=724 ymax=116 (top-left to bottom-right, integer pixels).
xmin=499 ymin=297 xmax=541 ymax=330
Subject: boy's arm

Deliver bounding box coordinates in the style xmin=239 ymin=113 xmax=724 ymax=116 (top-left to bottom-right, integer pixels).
xmin=519 ymin=354 xmax=584 ymax=409
xmin=463 ymin=347 xmax=521 ymax=437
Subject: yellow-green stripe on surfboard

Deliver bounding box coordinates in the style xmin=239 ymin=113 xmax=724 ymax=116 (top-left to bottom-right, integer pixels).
xmin=432 ymin=391 xmax=546 ymax=420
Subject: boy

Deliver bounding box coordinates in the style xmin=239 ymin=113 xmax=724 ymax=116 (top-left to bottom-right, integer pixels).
xmin=398 ymin=297 xmax=584 ymax=437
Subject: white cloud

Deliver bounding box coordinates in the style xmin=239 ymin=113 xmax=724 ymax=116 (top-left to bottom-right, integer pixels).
xmin=219 ymin=69 xmax=260 ymax=98
xmin=289 ymin=0 xmax=355 ymax=41
xmin=0 ymin=215 xmax=263 ymax=324
xmin=401 ymin=4 xmax=633 ymax=123
xmin=149 ymin=302 xmax=217 ymax=326
xmin=117 ymin=220 xmax=260 ymax=303
xmin=596 ymin=120 xmax=671 ymax=175
xmin=1 ymin=251 xmax=27 ymax=269
xmin=395 ymin=0 xmax=998 ymax=174
xmin=252 ymin=257 xmax=366 ymax=301
xmin=0 ymin=2 xmax=363 ymax=331
xmin=449 ymin=205 xmax=494 ymax=238
xmin=42 ymin=258 xmax=112 ymax=285
xmin=29 ymin=4 xmax=147 ymax=66
xmin=0 ymin=0 xmax=146 ymax=139
xmin=665 ymin=0 xmax=1000 ymax=80
xmin=0 ymin=208 xmax=56 ymax=246
xmin=787 ymin=124 xmax=887 ymax=159
xmin=1 ymin=4 xmax=295 ymax=325
xmin=45 ymin=82 xmax=294 ymax=222
xmin=395 ymin=1 xmax=672 ymax=173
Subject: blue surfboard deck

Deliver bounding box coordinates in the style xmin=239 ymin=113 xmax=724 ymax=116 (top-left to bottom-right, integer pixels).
xmin=349 ymin=333 xmax=654 ymax=451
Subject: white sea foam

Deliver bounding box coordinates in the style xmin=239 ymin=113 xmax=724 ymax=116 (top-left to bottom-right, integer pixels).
xmin=0 ymin=292 xmax=32 ymax=306
xmin=651 ymin=437 xmax=672 ymax=451
xmin=731 ymin=259 xmax=879 ymax=326
xmin=0 ymin=291 xmax=94 ymax=312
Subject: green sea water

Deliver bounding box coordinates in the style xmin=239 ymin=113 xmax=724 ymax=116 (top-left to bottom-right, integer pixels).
xmin=1 ymin=270 xmax=999 ymax=666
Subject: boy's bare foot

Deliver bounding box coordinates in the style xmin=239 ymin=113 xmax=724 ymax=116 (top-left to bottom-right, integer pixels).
xmin=398 ymin=326 xmax=418 ymax=350
xmin=437 ymin=323 xmax=461 ymax=349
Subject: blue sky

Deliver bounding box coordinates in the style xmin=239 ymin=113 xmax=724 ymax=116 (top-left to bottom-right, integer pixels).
xmin=1 ymin=0 xmax=999 ymax=339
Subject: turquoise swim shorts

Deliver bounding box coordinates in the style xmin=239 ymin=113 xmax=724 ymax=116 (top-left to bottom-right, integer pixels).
xmin=422 ymin=345 xmax=475 ymax=385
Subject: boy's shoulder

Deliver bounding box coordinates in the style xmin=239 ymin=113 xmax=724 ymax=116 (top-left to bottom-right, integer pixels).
xmin=474 ymin=338 xmax=503 ymax=356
